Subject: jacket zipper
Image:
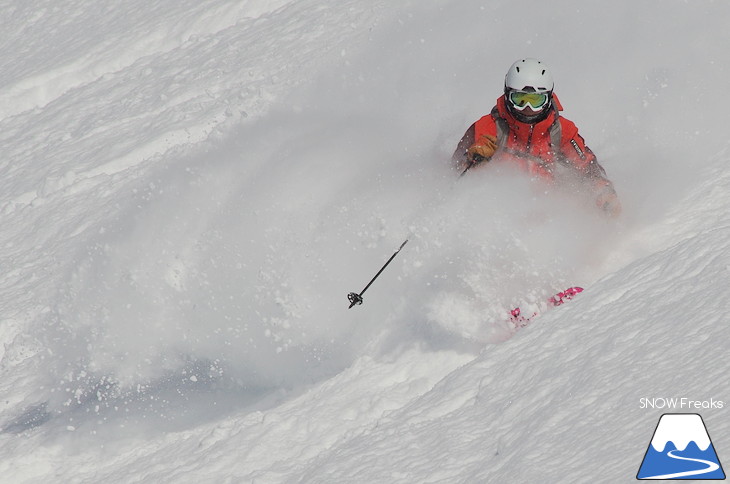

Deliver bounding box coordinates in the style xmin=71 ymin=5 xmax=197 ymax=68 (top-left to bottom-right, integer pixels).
xmin=525 ymin=124 xmax=534 ymax=153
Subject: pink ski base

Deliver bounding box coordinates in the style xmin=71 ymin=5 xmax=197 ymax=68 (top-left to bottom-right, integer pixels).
xmin=510 ymin=287 xmax=583 ymax=328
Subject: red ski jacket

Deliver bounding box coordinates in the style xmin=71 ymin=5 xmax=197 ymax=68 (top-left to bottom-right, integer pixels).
xmin=453 ymin=94 xmax=612 ymax=186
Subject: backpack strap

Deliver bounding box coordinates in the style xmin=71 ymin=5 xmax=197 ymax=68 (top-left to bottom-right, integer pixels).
xmin=548 ymin=106 xmax=562 ymax=152
xmin=490 ymin=106 xmax=510 ymax=148
xmin=547 ymin=106 xmax=570 ymax=166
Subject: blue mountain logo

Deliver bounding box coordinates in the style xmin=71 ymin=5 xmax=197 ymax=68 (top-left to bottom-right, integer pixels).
xmin=637 ymin=413 xmax=725 ymax=480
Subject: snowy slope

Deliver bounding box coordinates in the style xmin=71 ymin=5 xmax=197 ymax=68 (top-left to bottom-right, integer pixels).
xmin=1 ymin=1 xmax=728 ymax=483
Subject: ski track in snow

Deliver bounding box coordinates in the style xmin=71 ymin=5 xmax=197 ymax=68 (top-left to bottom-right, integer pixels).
xmin=646 ymin=450 xmax=720 ymax=480
xmin=1 ymin=1 xmax=729 ymax=483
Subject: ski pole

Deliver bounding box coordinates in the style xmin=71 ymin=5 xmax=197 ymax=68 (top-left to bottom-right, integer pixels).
xmin=459 ymin=163 xmax=472 ymax=177
xmin=347 ymin=157 xmax=479 ymax=309
xmin=460 ymin=155 xmax=486 ymax=177
xmin=347 ymin=239 xmax=409 ymax=309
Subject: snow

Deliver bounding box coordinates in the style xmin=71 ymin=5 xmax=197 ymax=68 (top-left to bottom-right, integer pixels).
xmin=1 ymin=1 xmax=728 ymax=483
xmin=651 ymin=414 xmax=712 ymax=452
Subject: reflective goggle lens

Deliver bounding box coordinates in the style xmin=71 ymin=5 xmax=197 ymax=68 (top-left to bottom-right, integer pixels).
xmin=509 ymin=91 xmax=549 ymax=109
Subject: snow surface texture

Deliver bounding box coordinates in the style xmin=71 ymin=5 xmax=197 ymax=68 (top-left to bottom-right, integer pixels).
xmin=1 ymin=1 xmax=728 ymax=483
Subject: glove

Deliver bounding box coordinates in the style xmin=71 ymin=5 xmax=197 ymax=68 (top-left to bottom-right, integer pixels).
xmin=466 ymin=134 xmax=498 ymax=165
xmin=594 ymin=183 xmax=621 ymax=217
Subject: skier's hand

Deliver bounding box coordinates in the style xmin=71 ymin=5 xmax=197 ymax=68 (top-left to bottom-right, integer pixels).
xmin=466 ymin=134 xmax=497 ymax=165
xmin=595 ymin=184 xmax=621 ymax=217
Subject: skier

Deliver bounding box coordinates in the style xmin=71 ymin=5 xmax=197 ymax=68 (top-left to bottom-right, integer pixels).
xmin=452 ymin=58 xmax=621 ymax=217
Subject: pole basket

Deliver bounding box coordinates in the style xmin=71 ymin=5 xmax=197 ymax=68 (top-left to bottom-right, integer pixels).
xmin=347 ymin=292 xmax=363 ymax=308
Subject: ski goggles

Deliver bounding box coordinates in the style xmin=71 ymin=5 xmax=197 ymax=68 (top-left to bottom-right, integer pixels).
xmin=508 ymin=90 xmax=550 ymax=110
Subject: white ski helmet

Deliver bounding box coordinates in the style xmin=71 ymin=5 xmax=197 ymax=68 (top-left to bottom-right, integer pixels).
xmin=504 ymin=58 xmax=554 ymax=93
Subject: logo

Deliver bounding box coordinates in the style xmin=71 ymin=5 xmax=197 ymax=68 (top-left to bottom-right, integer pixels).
xmin=639 ymin=397 xmax=724 ymax=410
xmin=637 ymin=413 xmax=725 ymax=480
xmin=569 ymin=139 xmax=585 ymax=159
